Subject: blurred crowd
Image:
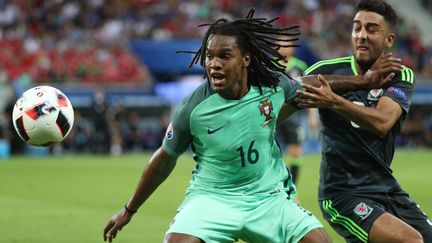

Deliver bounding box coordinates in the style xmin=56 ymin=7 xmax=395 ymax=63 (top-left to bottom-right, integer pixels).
xmin=398 ymin=108 xmax=432 ymax=148
xmin=0 ymin=0 xmax=431 ymax=84
xmin=59 ymin=90 xmax=170 ymax=155
xmin=421 ymin=0 xmax=432 ymax=13
xmin=0 ymin=89 xmax=171 ymax=156
xmin=1 ymin=0 xmax=432 ymax=155
xmin=123 ymin=0 xmax=432 ymax=77
xmin=0 ymin=0 xmax=153 ymax=84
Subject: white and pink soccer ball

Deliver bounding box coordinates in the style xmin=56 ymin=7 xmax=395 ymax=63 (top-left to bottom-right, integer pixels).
xmin=12 ymin=86 xmax=74 ymax=147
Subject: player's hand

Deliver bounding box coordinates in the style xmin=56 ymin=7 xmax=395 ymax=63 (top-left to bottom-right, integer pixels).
xmin=364 ymin=53 xmax=403 ymax=88
xmin=296 ymin=75 xmax=337 ymax=109
xmin=103 ymin=208 xmax=134 ymax=242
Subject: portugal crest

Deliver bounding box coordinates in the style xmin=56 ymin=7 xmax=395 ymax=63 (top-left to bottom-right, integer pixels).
xmin=259 ymin=99 xmax=274 ymax=126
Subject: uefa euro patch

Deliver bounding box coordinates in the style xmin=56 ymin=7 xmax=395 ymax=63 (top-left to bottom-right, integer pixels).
xmin=354 ymin=202 xmax=373 ymax=220
xmin=387 ymin=87 xmax=408 ymax=101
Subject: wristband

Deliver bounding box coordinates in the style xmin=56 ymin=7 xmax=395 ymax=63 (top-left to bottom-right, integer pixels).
xmin=124 ymin=204 xmax=137 ymax=214
xmin=365 ymin=69 xmax=374 ymax=80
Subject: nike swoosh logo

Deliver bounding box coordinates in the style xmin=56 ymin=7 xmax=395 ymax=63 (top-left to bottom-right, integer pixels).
xmin=207 ymin=126 xmax=225 ymax=134
xmin=427 ymin=219 xmax=432 ymax=226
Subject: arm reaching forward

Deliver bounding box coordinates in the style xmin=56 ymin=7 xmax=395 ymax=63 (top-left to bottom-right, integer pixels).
xmin=278 ymin=53 xmax=403 ymax=122
xmin=299 ymin=53 xmax=403 ymax=92
xmin=296 ymin=75 xmax=403 ymax=136
xmin=103 ymin=148 xmax=177 ymax=242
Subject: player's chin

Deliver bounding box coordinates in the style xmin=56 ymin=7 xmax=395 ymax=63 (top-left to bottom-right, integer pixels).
xmin=211 ymin=85 xmax=226 ymax=94
xmin=210 ymin=79 xmax=226 ymax=91
xmin=355 ymin=53 xmax=372 ymax=64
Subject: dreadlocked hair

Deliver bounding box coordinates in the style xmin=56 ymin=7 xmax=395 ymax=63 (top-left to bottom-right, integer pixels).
xmin=178 ymin=9 xmax=300 ymax=92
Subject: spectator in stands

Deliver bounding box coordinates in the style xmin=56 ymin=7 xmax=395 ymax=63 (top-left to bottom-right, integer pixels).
xmin=89 ymin=89 xmax=111 ymax=153
xmin=0 ymin=0 xmax=430 ymax=81
xmin=400 ymin=109 xmax=428 ymax=147
xmin=64 ymin=111 xmax=92 ymax=153
xmin=3 ymin=94 xmax=25 ymax=154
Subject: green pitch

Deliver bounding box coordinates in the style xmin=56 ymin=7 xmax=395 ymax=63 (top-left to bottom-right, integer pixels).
xmin=0 ymin=150 xmax=431 ymax=243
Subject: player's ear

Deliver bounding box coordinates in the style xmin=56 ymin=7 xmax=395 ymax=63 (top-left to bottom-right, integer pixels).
xmin=385 ymin=33 xmax=395 ymax=48
xmin=242 ymin=53 xmax=251 ymax=67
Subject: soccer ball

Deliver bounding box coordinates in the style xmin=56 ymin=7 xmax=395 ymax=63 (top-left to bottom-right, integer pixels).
xmin=12 ymin=86 xmax=74 ymax=147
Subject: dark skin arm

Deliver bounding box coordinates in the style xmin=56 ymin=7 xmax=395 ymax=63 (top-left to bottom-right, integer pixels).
xmin=299 ymin=53 xmax=402 ymax=91
xmin=278 ymin=53 xmax=402 ymax=121
xmin=296 ymin=75 xmax=402 ymax=137
xmin=103 ymin=148 xmax=177 ymax=242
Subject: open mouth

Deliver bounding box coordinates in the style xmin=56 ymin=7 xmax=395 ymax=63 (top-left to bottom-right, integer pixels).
xmin=210 ymin=73 xmax=226 ymax=86
xmin=357 ymin=45 xmax=369 ymax=52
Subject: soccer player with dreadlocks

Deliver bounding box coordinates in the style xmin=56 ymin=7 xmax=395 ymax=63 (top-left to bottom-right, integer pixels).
xmin=103 ymin=9 xmax=402 ymax=243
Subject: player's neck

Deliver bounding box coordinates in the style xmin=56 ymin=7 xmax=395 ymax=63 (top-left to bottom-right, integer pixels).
xmin=355 ymin=62 xmax=373 ymax=75
xmin=219 ymin=82 xmax=249 ymax=100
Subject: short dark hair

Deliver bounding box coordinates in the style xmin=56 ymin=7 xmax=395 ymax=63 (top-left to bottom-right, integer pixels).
xmin=355 ymin=0 xmax=398 ymax=31
xmin=179 ymin=9 xmax=300 ymax=91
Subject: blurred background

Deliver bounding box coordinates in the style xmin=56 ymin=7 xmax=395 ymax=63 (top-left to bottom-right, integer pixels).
xmin=0 ymin=0 xmax=431 ymax=156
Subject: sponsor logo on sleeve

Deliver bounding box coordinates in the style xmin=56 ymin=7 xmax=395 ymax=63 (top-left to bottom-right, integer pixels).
xmin=387 ymin=87 xmax=407 ymax=101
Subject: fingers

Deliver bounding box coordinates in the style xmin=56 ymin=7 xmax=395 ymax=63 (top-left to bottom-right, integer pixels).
xmin=295 ymin=97 xmax=315 ymax=108
xmin=380 ymin=72 xmax=395 ymax=86
xmin=295 ymin=97 xmax=322 ymax=108
xmin=317 ymin=74 xmax=329 ymax=87
xmin=381 ymin=52 xmax=392 ymax=58
xmin=103 ymin=221 xmax=114 ymax=241
xmin=378 ymin=52 xmax=395 ymax=61
xmin=300 ymin=82 xmax=317 ymax=92
xmin=106 ymin=223 xmax=119 ymax=242
xmin=380 ymin=61 xmax=403 ymax=72
xmin=387 ymin=57 xmax=402 ymax=64
xmin=378 ymin=58 xmax=402 ymax=68
xmin=373 ymin=53 xmax=403 ymax=71
xmin=296 ymin=89 xmax=320 ymax=100
xmin=104 ymin=220 xmax=120 ymax=242
xmin=300 ymin=74 xmax=328 ymax=92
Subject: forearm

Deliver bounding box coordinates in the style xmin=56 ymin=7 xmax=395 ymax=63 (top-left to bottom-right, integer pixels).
xmin=300 ymin=75 xmax=366 ymax=92
xmin=330 ymin=96 xmax=397 ymax=136
xmin=126 ymin=148 xmax=176 ymax=211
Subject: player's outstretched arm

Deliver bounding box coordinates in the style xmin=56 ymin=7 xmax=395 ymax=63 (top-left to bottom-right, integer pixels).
xmin=299 ymin=53 xmax=402 ymax=91
xmin=103 ymin=148 xmax=177 ymax=242
xmin=296 ymin=75 xmax=402 ymax=136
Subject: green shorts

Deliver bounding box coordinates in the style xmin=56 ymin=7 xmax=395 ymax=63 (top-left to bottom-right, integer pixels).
xmin=166 ymin=190 xmax=323 ymax=243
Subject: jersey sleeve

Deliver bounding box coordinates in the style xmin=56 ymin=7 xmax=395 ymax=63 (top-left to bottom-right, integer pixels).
xmin=303 ymin=61 xmax=333 ymax=76
xmin=162 ymin=99 xmax=192 ymax=157
xmin=382 ymin=66 xmax=415 ymax=114
xmin=278 ymin=73 xmax=303 ymax=104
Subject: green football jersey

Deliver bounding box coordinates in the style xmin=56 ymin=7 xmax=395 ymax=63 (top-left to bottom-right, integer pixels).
xmin=162 ymin=73 xmax=302 ymax=196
